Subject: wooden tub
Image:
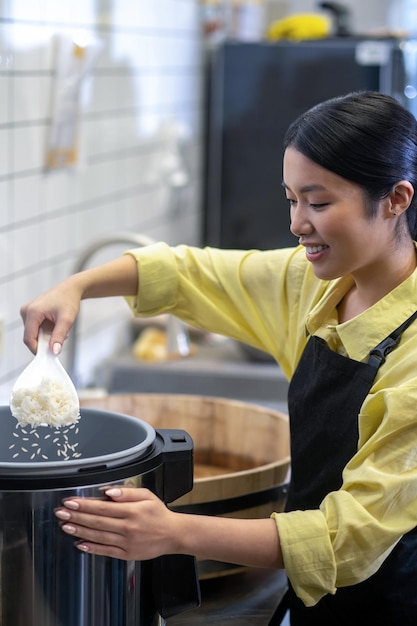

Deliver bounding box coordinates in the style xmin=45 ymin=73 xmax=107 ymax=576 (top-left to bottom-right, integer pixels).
xmin=80 ymin=393 xmax=290 ymax=577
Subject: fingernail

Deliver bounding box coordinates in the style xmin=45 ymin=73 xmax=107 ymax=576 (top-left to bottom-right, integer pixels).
xmin=61 ymin=524 xmax=76 ymax=534
xmin=105 ymin=488 xmax=122 ymax=498
xmin=55 ymin=509 xmax=71 ymax=521
xmin=52 ymin=342 xmax=62 ymax=356
xmin=64 ymin=500 xmax=80 ymax=510
xmin=76 ymin=543 xmax=90 ymax=552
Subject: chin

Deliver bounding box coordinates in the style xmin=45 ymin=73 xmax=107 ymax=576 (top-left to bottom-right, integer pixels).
xmin=311 ymin=265 xmax=342 ymax=281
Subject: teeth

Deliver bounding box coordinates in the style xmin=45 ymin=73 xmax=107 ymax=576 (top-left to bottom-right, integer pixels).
xmin=306 ymin=245 xmax=327 ymax=254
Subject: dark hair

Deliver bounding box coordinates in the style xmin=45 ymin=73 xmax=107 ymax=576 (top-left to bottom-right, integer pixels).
xmin=284 ymin=91 xmax=417 ymax=240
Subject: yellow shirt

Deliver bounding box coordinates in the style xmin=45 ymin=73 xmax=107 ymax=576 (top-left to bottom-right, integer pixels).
xmin=126 ymin=242 xmax=417 ymax=607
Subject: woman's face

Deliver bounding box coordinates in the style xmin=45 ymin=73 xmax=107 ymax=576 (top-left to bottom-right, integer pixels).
xmin=283 ymin=147 xmax=395 ymax=282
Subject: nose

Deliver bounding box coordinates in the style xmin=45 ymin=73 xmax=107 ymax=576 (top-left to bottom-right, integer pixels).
xmin=289 ymin=204 xmax=312 ymax=238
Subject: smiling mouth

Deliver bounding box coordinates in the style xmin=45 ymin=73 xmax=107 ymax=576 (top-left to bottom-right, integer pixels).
xmin=306 ymin=245 xmax=328 ymax=254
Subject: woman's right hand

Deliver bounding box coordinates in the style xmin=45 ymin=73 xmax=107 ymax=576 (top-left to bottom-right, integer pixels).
xmin=20 ymin=276 xmax=82 ymax=355
xmin=20 ymin=253 xmax=140 ymax=355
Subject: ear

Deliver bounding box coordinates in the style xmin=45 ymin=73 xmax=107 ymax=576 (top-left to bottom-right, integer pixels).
xmin=387 ymin=180 xmax=414 ymax=218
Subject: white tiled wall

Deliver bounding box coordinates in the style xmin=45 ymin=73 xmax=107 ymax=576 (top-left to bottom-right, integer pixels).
xmin=0 ymin=0 xmax=203 ymax=401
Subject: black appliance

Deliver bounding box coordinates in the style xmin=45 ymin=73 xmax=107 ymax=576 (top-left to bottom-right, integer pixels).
xmin=204 ymin=38 xmax=412 ymax=250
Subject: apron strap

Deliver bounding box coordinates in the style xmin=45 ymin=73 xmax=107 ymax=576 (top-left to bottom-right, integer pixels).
xmin=367 ymin=310 xmax=417 ymax=369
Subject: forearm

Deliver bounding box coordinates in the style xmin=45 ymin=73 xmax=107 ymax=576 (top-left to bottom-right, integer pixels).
xmin=71 ymin=254 xmax=138 ymax=299
xmin=174 ymin=513 xmax=284 ymax=569
xmin=21 ymin=254 xmax=139 ymax=353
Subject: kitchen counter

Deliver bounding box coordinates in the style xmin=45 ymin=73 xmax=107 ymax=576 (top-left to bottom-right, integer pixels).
xmin=168 ymin=568 xmax=288 ymax=625
xmin=95 ymin=336 xmax=289 ymax=412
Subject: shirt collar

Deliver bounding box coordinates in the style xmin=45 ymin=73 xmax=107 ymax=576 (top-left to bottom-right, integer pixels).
xmin=305 ymin=265 xmax=417 ymax=362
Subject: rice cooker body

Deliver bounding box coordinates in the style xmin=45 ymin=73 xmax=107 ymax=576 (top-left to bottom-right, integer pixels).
xmin=0 ymin=428 xmax=199 ymax=626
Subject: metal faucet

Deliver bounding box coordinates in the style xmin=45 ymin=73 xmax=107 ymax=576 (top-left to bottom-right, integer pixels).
xmin=66 ymin=231 xmax=191 ymax=385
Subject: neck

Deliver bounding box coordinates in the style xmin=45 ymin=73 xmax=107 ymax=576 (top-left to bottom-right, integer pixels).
xmin=338 ymin=242 xmax=417 ymax=323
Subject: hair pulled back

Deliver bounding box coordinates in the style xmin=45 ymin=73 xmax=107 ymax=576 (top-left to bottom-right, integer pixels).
xmin=284 ymin=91 xmax=417 ymax=240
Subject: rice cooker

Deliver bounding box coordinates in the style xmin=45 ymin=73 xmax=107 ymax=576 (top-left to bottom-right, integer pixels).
xmin=0 ymin=406 xmax=200 ymax=626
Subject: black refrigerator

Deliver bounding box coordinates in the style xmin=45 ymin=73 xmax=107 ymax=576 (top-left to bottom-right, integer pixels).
xmin=203 ymin=38 xmax=413 ymax=250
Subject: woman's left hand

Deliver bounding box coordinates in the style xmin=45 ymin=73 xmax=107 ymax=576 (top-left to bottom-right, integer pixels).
xmin=55 ymin=485 xmax=284 ymax=570
xmin=54 ymin=487 xmax=181 ymax=561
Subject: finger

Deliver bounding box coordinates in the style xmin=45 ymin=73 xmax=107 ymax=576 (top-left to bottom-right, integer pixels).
xmin=61 ymin=487 xmax=154 ymax=515
xmin=56 ymin=500 xmax=127 ymax=523
xmin=58 ymin=515 xmax=154 ymax=562
xmin=20 ymin=307 xmax=47 ymax=354
xmin=64 ymin=524 xmax=158 ymax=562
xmin=75 ymin=540 xmax=127 ymax=560
xmin=40 ymin=319 xmax=63 ymax=354
xmin=49 ymin=315 xmax=75 ymax=352
xmin=59 ymin=522 xmax=131 ymax=560
xmin=102 ymin=486 xmax=155 ymax=502
xmin=60 ymin=519 xmax=124 ymax=543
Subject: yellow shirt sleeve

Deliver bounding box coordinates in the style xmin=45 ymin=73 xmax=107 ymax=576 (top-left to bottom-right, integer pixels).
xmin=124 ymin=242 xmax=323 ymax=378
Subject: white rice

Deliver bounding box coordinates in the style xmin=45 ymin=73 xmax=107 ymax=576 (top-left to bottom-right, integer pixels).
xmin=10 ymin=378 xmax=80 ymax=428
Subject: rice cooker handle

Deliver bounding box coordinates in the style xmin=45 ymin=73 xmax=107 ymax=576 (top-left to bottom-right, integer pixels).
xmin=153 ymin=429 xmax=201 ymax=619
xmin=157 ymin=428 xmax=194 ymax=503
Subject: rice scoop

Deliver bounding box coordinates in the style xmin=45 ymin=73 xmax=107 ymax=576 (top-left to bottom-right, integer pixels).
xmin=10 ymin=329 xmax=80 ymax=428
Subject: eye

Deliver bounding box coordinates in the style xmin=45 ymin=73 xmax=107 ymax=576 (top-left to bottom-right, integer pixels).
xmin=286 ymin=197 xmax=297 ymax=206
xmin=310 ymin=202 xmax=329 ymax=210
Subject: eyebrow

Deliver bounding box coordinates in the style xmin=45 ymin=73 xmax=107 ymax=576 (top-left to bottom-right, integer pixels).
xmin=282 ymin=182 xmax=327 ymax=193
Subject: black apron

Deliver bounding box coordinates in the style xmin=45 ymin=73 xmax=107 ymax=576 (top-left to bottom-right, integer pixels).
xmin=270 ymin=311 xmax=417 ymax=626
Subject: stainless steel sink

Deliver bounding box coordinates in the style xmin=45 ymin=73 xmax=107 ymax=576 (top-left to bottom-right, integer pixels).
xmin=95 ymin=338 xmax=289 ymax=413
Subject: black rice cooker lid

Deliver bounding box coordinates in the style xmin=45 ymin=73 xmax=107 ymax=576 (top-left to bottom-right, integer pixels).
xmin=0 ymin=406 xmax=156 ymax=476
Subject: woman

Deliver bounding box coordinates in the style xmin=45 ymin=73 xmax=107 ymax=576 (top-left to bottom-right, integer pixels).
xmin=21 ymin=92 xmax=417 ymax=624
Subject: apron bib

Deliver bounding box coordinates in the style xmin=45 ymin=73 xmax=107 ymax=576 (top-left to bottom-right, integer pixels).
xmin=276 ymin=312 xmax=417 ymax=625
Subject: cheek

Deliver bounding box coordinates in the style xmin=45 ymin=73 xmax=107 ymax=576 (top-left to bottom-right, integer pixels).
xmin=314 ymin=216 xmax=346 ymax=240
xmin=319 ymin=214 xmax=368 ymax=243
